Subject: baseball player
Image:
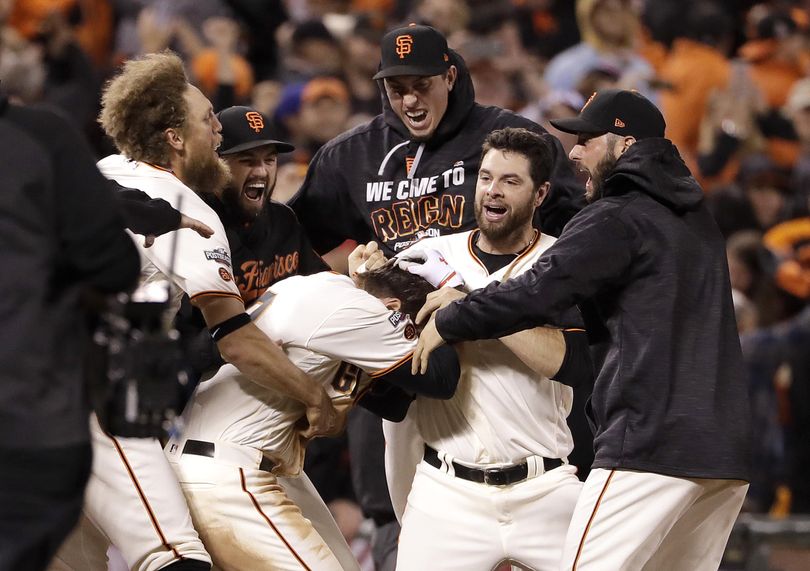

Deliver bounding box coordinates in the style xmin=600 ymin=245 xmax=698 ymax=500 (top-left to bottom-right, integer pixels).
xmin=377 ymin=128 xmax=592 ymax=570
xmin=414 ymin=90 xmax=750 ymax=571
xmin=50 ymin=52 xmax=337 ymax=571
xmin=163 ymin=265 xmax=461 ymax=571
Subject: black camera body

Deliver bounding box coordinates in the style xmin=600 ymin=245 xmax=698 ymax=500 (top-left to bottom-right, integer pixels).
xmin=93 ymin=285 xmax=190 ymax=439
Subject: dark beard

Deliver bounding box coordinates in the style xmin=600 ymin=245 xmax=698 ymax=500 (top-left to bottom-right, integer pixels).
xmin=586 ymin=152 xmax=619 ymax=203
xmin=221 ymin=180 xmax=275 ymax=225
xmin=183 ymin=151 xmax=231 ymax=197
xmin=474 ymin=195 xmax=536 ymax=244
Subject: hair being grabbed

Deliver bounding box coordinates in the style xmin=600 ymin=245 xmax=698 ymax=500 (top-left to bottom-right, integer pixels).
xmin=361 ymin=264 xmax=435 ymax=324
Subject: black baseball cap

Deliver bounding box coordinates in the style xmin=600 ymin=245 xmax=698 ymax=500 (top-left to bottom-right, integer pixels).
xmin=372 ymin=24 xmax=451 ymax=80
xmin=550 ymin=89 xmax=666 ymax=140
xmin=217 ymin=106 xmax=295 ymax=156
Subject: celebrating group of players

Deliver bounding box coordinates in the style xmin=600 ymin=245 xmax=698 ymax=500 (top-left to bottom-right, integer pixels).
xmin=35 ymin=21 xmax=750 ymax=571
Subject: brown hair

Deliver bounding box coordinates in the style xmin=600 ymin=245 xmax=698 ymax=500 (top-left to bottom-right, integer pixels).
xmin=480 ymin=128 xmax=554 ymax=189
xmin=361 ymin=264 xmax=435 ymax=323
xmin=99 ymin=52 xmax=189 ymax=165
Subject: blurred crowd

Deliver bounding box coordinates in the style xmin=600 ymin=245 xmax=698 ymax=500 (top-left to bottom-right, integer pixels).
xmin=2 ymin=0 xmax=810 ymax=555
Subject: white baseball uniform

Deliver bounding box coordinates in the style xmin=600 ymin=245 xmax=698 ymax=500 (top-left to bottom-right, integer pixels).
xmin=52 ymin=156 xmax=243 ymax=571
xmin=386 ymin=229 xmax=584 ymax=571
xmin=164 ymin=272 xmax=422 ymax=571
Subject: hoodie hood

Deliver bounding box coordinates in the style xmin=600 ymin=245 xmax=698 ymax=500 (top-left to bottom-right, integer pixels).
xmin=603 ymin=138 xmax=703 ymax=213
xmin=378 ymin=48 xmax=476 ymax=148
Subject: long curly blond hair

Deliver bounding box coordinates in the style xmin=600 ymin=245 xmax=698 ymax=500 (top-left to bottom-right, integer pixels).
xmin=99 ymin=51 xmax=189 ymax=165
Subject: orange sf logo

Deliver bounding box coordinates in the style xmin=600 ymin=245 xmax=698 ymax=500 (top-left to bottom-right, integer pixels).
xmin=245 ymin=111 xmax=264 ymax=133
xmin=395 ymin=34 xmax=413 ymax=59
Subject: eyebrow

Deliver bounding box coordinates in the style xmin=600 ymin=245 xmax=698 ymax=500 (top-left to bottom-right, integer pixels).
xmin=479 ymin=169 xmax=524 ymax=180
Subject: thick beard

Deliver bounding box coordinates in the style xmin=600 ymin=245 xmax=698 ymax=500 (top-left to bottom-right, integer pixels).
xmin=474 ymin=194 xmax=536 ymax=245
xmin=586 ymin=152 xmax=619 ymax=203
xmin=183 ymin=151 xmax=231 ymax=197
xmin=222 ymin=176 xmax=276 ymax=224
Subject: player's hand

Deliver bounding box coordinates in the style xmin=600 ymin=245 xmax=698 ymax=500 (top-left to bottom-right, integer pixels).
xmin=348 ymin=241 xmax=387 ymax=283
xmin=179 ymin=214 xmax=215 ymax=239
xmin=416 ymin=287 xmax=466 ymax=326
xmin=299 ymin=389 xmax=340 ymax=440
xmin=416 ymin=286 xmax=465 ymax=325
xmin=412 ymin=315 xmax=446 ymax=374
xmin=397 ymin=249 xmax=463 ymax=289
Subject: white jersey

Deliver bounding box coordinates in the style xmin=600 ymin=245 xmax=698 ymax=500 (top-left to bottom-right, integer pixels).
xmin=176 ymin=272 xmax=419 ymax=475
xmin=97 ymin=155 xmax=241 ymax=313
xmin=399 ymin=230 xmax=574 ymax=465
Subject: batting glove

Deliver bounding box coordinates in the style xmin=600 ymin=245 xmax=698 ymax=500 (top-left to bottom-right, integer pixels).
xmin=397 ymin=249 xmax=464 ymax=289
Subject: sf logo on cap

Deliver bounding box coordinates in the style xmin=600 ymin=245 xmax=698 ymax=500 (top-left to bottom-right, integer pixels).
xmin=395 ymin=34 xmax=413 ymax=59
xmin=245 ymin=111 xmax=264 ymax=133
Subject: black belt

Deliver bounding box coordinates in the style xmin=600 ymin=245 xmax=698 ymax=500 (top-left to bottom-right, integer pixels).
xmin=423 ymin=444 xmax=562 ymax=486
xmin=182 ymin=439 xmax=277 ymax=473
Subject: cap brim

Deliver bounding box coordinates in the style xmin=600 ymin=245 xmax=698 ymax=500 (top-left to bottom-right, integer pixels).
xmin=373 ymin=64 xmax=448 ymax=80
xmin=548 ymin=116 xmax=605 ymax=135
xmin=219 ymin=140 xmax=295 ymax=156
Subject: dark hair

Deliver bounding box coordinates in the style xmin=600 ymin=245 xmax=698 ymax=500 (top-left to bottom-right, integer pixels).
xmin=99 ymin=52 xmax=189 ymax=165
xmin=361 ymin=264 xmax=435 ymax=323
xmin=480 ymin=128 xmax=554 ymax=189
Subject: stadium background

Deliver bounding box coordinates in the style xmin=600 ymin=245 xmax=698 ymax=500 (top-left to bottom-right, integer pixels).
xmin=1 ymin=0 xmax=809 ymax=568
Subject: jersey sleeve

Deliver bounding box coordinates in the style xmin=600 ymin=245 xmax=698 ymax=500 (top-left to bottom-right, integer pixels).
xmin=137 ymin=200 xmax=241 ymax=302
xmin=305 ymin=294 xmax=417 ymax=376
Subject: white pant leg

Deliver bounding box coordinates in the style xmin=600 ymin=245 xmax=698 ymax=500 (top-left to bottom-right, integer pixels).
xmin=560 ymin=469 xmax=741 ymax=571
xmin=643 ymin=480 xmax=748 ymax=571
xmin=47 ymin=514 xmax=109 ymax=571
xmin=278 ymin=473 xmax=360 ymax=571
xmin=82 ymin=416 xmax=210 ymax=571
xmin=505 ymin=465 xmax=582 ymax=571
xmin=396 ymin=462 xmax=581 ymax=571
xmin=172 ymin=455 xmax=346 ymax=571
xmin=396 ymin=462 xmax=504 ymax=571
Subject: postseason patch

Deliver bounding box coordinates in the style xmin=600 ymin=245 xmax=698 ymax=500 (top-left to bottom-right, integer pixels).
xmin=388 ymin=311 xmax=404 ymax=327
xmin=204 ymin=247 xmax=232 ymax=266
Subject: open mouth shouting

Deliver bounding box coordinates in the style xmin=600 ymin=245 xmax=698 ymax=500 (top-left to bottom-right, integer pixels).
xmin=243 ymin=179 xmax=267 ymax=202
xmin=404 ymin=110 xmax=429 ymax=131
xmin=482 ymin=202 xmax=508 ymax=223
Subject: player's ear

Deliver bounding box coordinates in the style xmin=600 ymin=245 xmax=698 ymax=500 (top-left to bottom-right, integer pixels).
xmin=535 ymin=181 xmax=550 ymax=208
xmin=381 ymin=297 xmax=401 ymax=312
xmin=165 ymin=127 xmax=184 ymax=152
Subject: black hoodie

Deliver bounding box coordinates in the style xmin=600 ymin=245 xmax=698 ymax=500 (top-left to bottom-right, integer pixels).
xmin=290 ymin=50 xmax=584 ymax=255
xmin=437 ymin=138 xmax=752 ymax=480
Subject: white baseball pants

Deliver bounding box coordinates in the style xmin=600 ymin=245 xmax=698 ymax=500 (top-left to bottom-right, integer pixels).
xmin=49 ymin=415 xmax=210 ymax=571
xmin=169 ymin=452 xmax=350 ymax=571
xmin=560 ymin=468 xmax=748 ymax=571
xmin=396 ymin=461 xmax=582 ymax=571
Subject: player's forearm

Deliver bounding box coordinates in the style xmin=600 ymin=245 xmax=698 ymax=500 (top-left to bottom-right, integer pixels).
xmin=500 ymin=327 xmax=566 ymax=378
xmin=217 ymin=323 xmax=323 ymax=407
xmin=501 ymin=328 xmax=593 ymax=387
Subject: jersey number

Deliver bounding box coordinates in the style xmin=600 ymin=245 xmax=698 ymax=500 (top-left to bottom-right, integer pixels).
xmin=331 ymin=362 xmax=362 ymax=397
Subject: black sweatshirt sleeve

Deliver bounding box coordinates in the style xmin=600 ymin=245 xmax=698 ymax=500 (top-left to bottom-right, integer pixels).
xmin=290 ymin=144 xmax=372 ymax=254
xmin=436 ymin=204 xmax=635 ymax=342
xmin=115 ymin=184 xmax=182 ymax=237
xmin=357 ymin=381 xmax=414 ymax=422
xmin=373 ymin=344 xmax=460 ymax=400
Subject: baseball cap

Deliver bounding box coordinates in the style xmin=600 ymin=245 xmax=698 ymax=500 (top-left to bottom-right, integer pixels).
xmin=550 ymin=89 xmax=666 ymax=140
xmin=372 ymin=24 xmax=450 ymax=80
xmin=217 ymin=106 xmax=295 ymax=156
